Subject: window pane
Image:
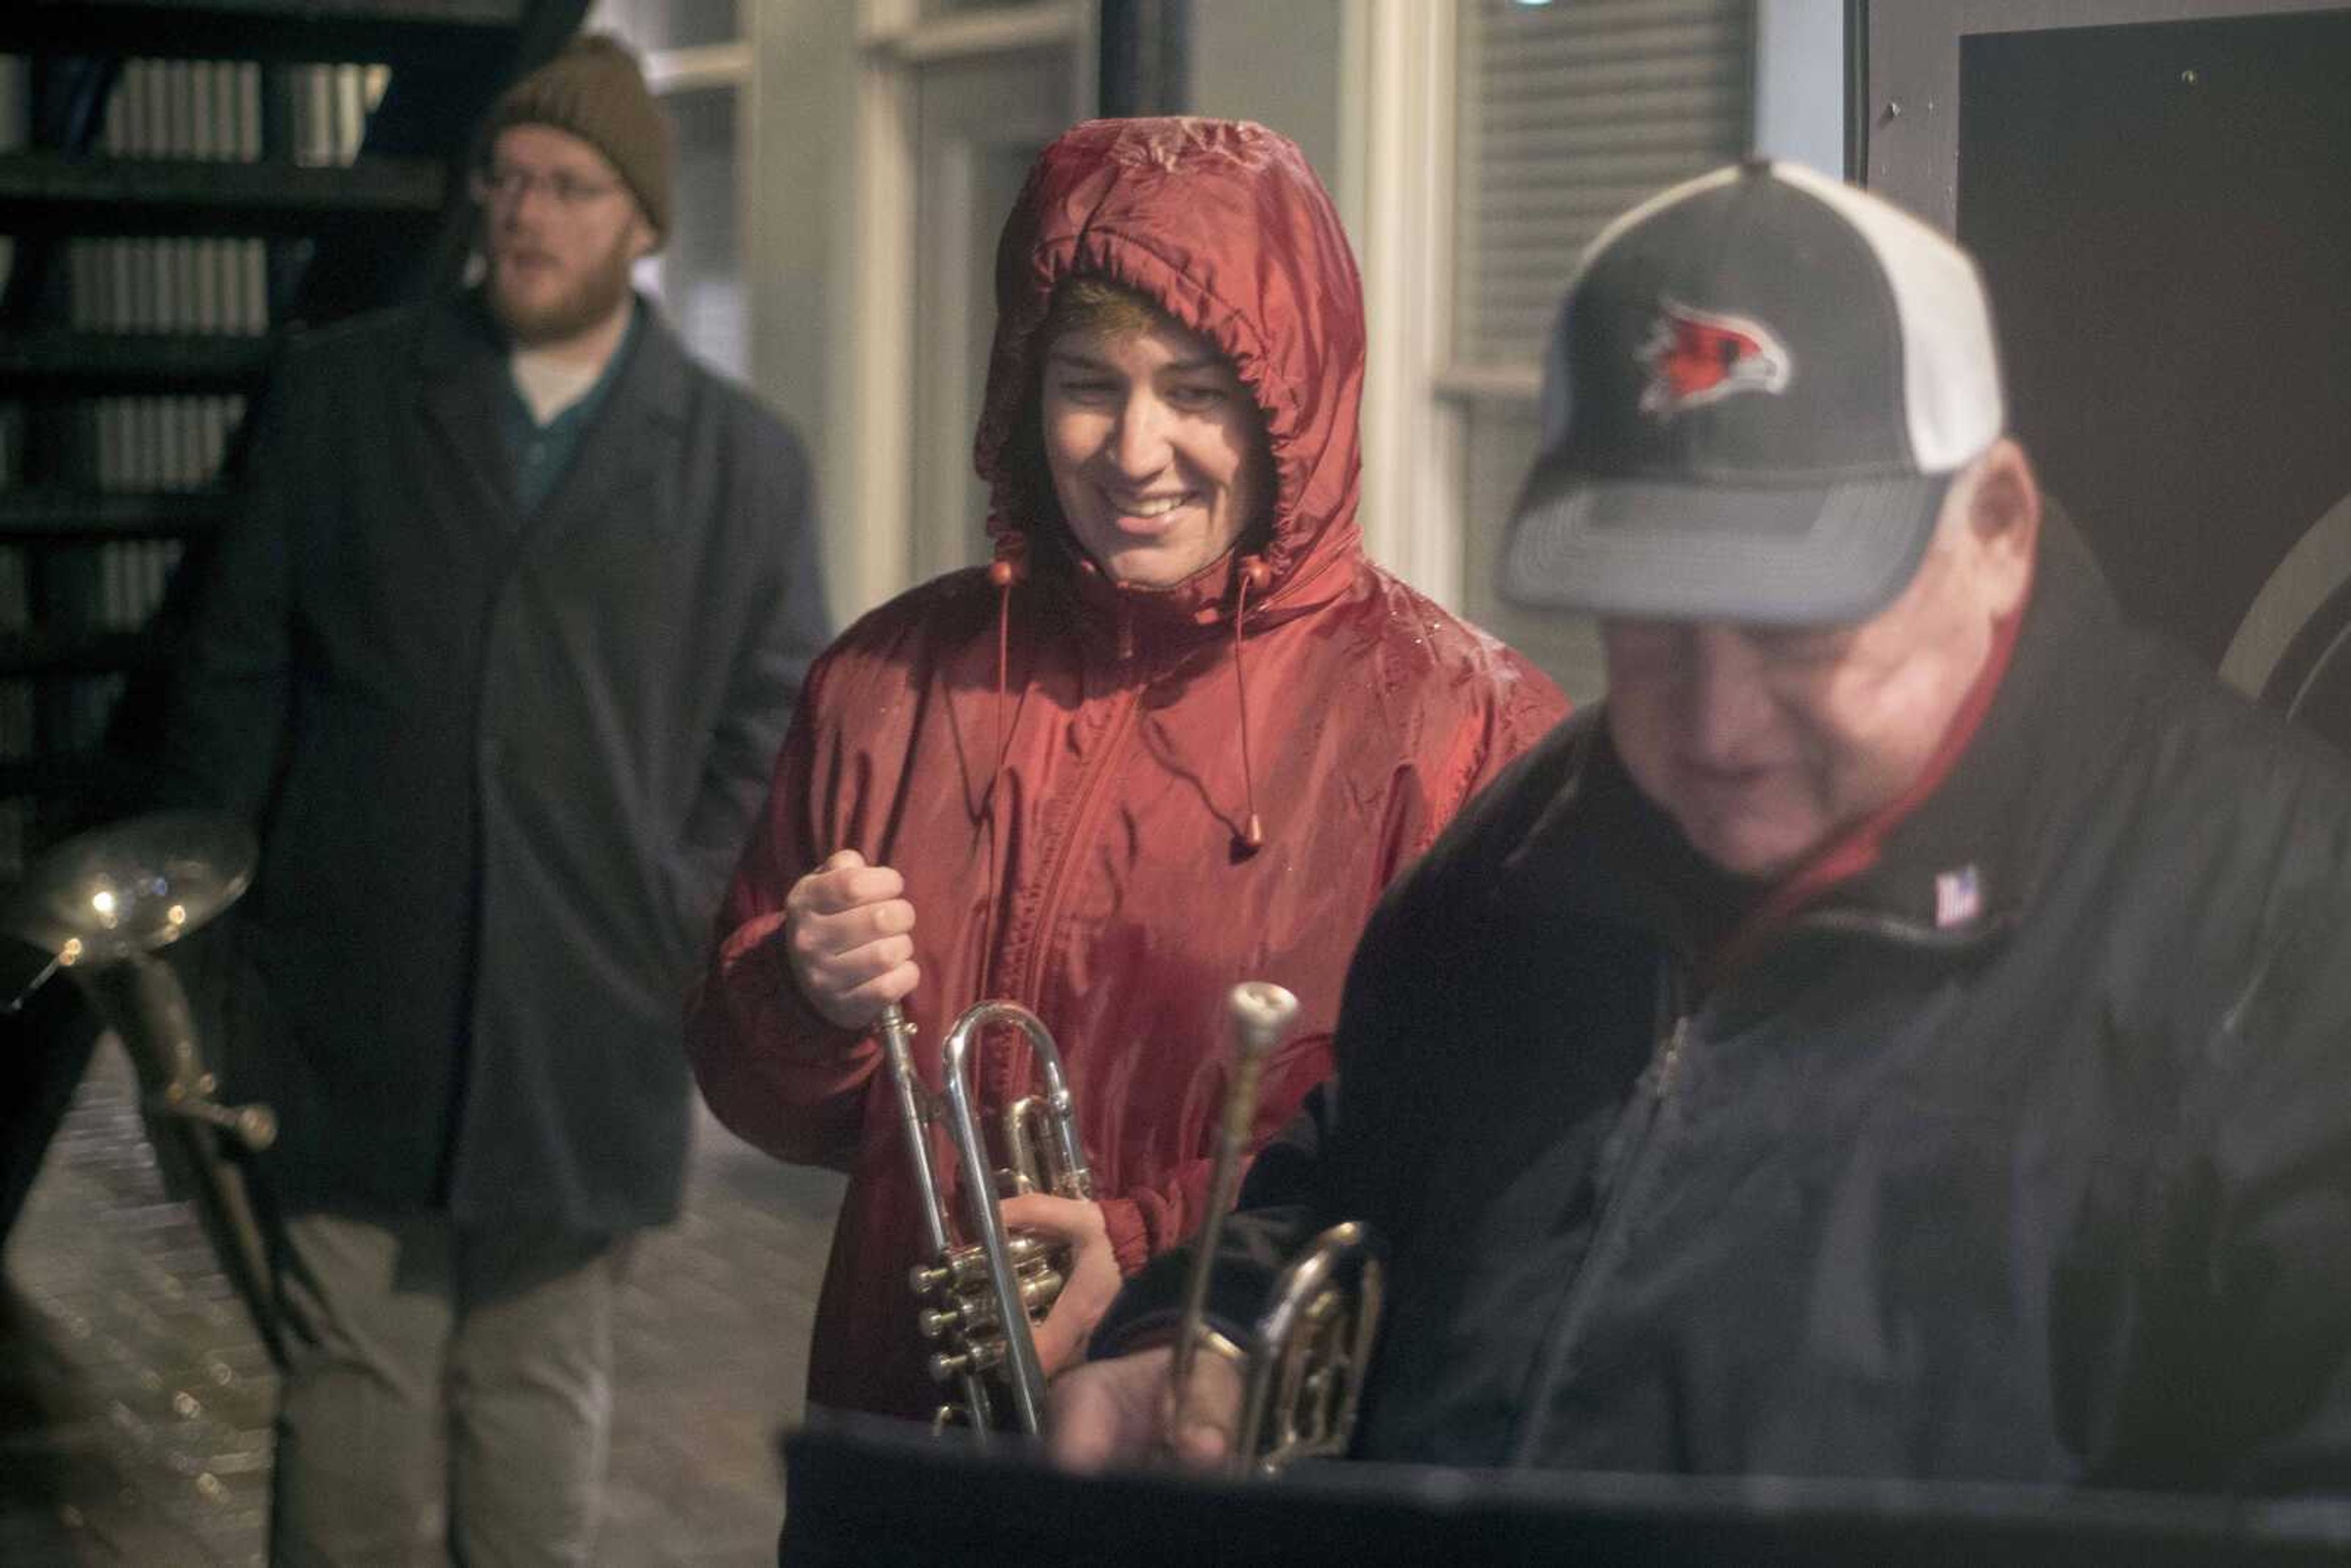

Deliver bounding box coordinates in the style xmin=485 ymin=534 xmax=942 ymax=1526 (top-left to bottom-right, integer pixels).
xmin=589 ymin=0 xmax=739 ymax=54
xmin=638 ymin=85 xmax=743 ymax=380
xmin=1450 ymin=0 xmax=1756 ymax=705
xmin=1453 ymin=0 xmax=1753 ymax=368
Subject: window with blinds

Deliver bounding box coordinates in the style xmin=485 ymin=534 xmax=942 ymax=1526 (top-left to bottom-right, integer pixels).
xmin=1454 ymin=0 xmax=1754 ymax=373
xmin=1449 ymin=0 xmax=1755 ymax=701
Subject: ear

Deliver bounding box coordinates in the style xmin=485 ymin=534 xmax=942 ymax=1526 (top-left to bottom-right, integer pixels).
xmin=1963 ymin=437 xmax=2041 ymax=620
xmin=626 ymin=208 xmax=660 ymax=265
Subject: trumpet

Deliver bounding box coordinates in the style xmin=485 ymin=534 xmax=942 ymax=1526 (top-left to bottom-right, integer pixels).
xmin=876 ymin=996 xmax=1093 ymax=1444
xmin=1168 ymin=981 xmax=1384 ymax=1477
xmin=2 ymin=810 xmax=284 ymax=1364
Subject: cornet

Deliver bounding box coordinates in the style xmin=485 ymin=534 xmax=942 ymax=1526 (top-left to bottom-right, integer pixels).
xmin=1167 ymin=981 xmax=1384 ymax=1477
xmin=876 ymin=996 xmax=1093 ymax=1444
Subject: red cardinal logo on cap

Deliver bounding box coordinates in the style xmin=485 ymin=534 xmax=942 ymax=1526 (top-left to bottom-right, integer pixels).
xmin=1637 ymin=299 xmax=1793 ymax=418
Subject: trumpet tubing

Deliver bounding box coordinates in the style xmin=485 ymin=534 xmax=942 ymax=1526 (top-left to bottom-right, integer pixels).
xmin=1237 ymin=1219 xmax=1384 ymax=1476
xmin=877 ymin=995 xmax=1093 ymax=1441
xmin=1169 ymin=982 xmax=1385 ymax=1477
xmin=1169 ymin=981 xmax=1297 ymax=1417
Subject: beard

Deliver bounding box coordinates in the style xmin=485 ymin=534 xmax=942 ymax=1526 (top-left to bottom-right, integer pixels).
xmin=487 ymin=223 xmax=639 ymax=348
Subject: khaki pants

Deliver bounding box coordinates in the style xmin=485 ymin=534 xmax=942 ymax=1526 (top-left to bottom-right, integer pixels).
xmin=268 ymin=1209 xmax=632 ymax=1567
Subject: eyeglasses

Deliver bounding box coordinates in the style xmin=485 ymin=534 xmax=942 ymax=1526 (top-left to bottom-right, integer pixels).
xmin=470 ymin=165 xmax=623 ymax=212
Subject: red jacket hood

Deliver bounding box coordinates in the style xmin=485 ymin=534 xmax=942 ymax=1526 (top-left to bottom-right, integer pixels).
xmin=972 ymin=116 xmax=1365 ymax=629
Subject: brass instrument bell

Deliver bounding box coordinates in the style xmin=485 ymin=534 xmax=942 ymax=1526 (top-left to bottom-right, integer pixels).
xmin=2 ymin=809 xmax=283 ymax=1362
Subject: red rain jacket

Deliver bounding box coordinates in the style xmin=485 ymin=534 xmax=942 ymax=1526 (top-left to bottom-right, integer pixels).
xmin=688 ymin=118 xmax=1567 ymax=1419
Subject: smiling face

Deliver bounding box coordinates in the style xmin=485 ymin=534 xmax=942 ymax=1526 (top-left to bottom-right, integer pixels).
xmin=1602 ymin=441 xmax=2041 ymax=879
xmin=1038 ymin=311 xmax=1269 ymax=589
xmin=479 ymin=124 xmax=654 ymax=349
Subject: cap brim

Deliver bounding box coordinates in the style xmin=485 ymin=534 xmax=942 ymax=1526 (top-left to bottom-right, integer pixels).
xmin=1500 ymin=460 xmax=1954 ymax=627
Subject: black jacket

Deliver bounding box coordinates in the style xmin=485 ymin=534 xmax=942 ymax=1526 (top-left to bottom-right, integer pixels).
xmin=159 ymin=294 xmax=830 ymax=1231
xmin=1106 ymin=514 xmax=2351 ymax=1491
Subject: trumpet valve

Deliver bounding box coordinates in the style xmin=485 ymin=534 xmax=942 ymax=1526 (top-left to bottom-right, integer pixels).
xmin=929 ymin=1338 xmax=1007 ymax=1383
xmin=1018 ymin=1267 xmax=1065 ymax=1313
xmin=914 ymin=1232 xmax=1056 ymax=1300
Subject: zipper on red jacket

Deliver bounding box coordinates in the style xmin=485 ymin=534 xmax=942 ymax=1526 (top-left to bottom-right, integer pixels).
xmin=1505 ymin=961 xmax=1692 ymax=1466
xmin=999 ymin=653 xmax=1148 ymax=1097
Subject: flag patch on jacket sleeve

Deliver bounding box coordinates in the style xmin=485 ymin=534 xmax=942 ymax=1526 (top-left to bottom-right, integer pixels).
xmin=1935 ymin=865 xmax=1982 ymax=929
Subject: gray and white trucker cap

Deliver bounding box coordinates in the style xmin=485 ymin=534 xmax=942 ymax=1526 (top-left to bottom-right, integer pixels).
xmin=1501 ymin=159 xmax=2006 ymax=626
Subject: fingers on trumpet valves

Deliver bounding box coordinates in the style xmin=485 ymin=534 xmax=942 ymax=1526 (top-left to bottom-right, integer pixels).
xmin=916 ymin=1267 xmax=1068 ymax=1340
xmin=1020 ymin=1268 xmax=1066 ymax=1312
xmin=910 ymin=1231 xmax=1060 ymax=1297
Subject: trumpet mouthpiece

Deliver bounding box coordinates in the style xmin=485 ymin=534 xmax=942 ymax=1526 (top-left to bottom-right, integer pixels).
xmin=1226 ymin=981 xmax=1300 ymax=1054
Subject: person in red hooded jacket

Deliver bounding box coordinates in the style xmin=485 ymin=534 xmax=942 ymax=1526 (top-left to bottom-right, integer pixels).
xmin=686 ymin=117 xmax=1567 ymax=1424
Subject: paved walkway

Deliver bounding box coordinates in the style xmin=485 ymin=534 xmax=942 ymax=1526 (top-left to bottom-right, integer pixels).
xmin=0 ymin=1041 xmax=845 ymax=1567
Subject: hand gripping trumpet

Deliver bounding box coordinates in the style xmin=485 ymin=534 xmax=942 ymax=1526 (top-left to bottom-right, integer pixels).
xmin=1168 ymin=982 xmax=1384 ymax=1477
xmin=876 ymin=996 xmax=1093 ymax=1444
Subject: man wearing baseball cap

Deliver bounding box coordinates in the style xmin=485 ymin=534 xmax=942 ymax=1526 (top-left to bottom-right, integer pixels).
xmin=1051 ymin=161 xmax=2351 ymax=1490
xmin=158 ymin=34 xmax=830 ymax=1565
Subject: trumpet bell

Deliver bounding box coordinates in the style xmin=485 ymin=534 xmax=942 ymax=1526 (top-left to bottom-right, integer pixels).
xmin=1241 ymin=1220 xmax=1385 ymax=1476
xmin=0 ymin=808 xmax=281 ymax=1368
xmin=3 ymin=809 xmax=257 ymax=968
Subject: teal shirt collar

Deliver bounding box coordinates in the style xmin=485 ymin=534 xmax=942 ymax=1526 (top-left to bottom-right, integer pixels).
xmin=497 ymin=296 xmax=642 ymax=517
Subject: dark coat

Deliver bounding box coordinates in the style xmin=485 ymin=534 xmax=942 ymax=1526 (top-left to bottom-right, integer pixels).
xmin=688 ymin=118 xmax=1568 ymax=1419
xmin=1106 ymin=514 xmax=2351 ymax=1492
xmin=160 ymin=293 xmax=830 ymax=1232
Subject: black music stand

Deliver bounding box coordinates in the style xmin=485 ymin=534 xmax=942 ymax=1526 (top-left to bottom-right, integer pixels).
xmin=778 ymin=1410 xmax=2351 ymax=1568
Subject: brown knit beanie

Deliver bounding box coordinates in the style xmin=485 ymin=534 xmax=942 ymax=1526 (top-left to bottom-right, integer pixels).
xmin=481 ymin=33 xmax=672 ymax=242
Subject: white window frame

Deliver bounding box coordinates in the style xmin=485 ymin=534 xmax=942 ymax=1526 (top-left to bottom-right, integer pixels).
xmin=642 ymin=40 xmax=753 ymax=94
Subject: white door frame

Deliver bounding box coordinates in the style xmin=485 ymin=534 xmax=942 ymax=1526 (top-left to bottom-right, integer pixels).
xmin=846 ymin=1 xmax=1096 ymax=616
xmin=1339 ymin=0 xmax=1465 ymax=608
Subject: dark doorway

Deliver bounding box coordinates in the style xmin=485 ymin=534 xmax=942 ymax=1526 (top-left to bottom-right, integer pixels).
xmin=1867 ymin=2 xmax=2351 ymax=745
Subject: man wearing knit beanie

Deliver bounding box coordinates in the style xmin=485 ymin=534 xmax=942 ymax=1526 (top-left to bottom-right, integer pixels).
xmin=156 ymin=28 xmax=831 ymax=1568
xmin=477 ymin=34 xmax=670 ymax=353
xmin=484 ymin=33 xmax=673 ymax=242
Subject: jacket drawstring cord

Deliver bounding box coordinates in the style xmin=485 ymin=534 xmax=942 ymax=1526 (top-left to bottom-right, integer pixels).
xmin=977 ymin=537 xmax=1028 ymax=997
xmin=1230 ymin=554 xmax=1271 ymax=852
